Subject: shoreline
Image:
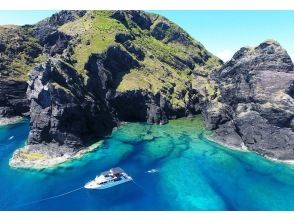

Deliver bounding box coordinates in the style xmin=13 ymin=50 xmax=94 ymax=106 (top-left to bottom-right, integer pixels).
xmin=204 ymin=134 xmax=249 ymax=153
xmin=0 ymin=116 xmax=24 ymax=126
xmin=7 ymin=118 xmax=294 ymax=169
xmin=264 ymin=156 xmax=294 ymax=166
xmin=206 ymin=134 xmax=294 ymax=167
xmin=9 ymin=124 xmax=123 ymax=170
xmin=9 ymin=141 xmax=103 ymax=169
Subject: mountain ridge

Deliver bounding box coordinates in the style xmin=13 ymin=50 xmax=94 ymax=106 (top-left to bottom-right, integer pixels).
xmin=2 ymin=10 xmax=222 ymax=168
xmin=0 ymin=10 xmax=293 ymax=168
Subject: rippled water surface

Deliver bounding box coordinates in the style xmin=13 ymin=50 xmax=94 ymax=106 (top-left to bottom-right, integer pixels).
xmin=1 ymin=116 xmax=294 ymax=210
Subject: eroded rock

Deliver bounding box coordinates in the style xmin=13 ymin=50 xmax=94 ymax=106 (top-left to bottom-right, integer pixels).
xmin=205 ymin=40 xmax=294 ymax=159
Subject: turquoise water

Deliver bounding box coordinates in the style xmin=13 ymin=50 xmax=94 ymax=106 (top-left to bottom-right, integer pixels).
xmin=1 ymin=116 xmax=294 ymax=210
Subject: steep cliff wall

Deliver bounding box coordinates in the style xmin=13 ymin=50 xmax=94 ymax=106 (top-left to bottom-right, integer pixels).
xmin=204 ymin=40 xmax=294 ymax=160
xmin=4 ymin=11 xmax=221 ymax=165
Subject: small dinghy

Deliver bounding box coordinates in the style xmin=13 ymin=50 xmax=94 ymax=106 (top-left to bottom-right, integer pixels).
xmin=146 ymin=169 xmax=158 ymax=174
xmin=84 ymin=167 xmax=133 ymax=190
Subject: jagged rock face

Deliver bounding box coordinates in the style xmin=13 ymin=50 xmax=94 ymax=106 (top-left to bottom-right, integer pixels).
xmin=43 ymin=31 xmax=71 ymax=56
xmin=0 ymin=11 xmax=86 ymax=118
xmin=86 ymin=45 xmax=139 ymax=93
xmin=80 ymin=11 xmax=219 ymax=127
xmin=0 ymin=80 xmax=29 ymax=117
xmin=0 ymin=25 xmax=42 ymax=79
xmin=33 ymin=10 xmax=86 ymax=44
xmin=2 ymin=10 xmax=294 ymax=163
xmin=27 ymin=59 xmax=116 ymax=152
xmin=0 ymin=11 xmax=224 ymax=159
xmin=205 ymin=40 xmax=294 ymax=160
xmin=110 ymin=90 xmax=169 ymax=124
xmin=111 ymin=10 xmax=152 ymax=30
xmin=0 ymin=26 xmax=43 ymax=117
xmin=84 ymin=45 xmax=199 ymax=125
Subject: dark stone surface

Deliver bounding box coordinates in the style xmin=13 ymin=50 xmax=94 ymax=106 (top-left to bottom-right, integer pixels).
xmin=0 ymin=26 xmax=42 ymax=77
xmin=44 ymin=31 xmax=71 ymax=56
xmin=234 ymin=111 xmax=294 ymax=159
xmin=151 ymin=20 xmax=170 ymax=40
xmin=204 ymin=40 xmax=294 ymax=159
xmin=122 ymin=40 xmax=145 ymax=60
xmin=33 ymin=10 xmax=86 ymax=44
xmin=111 ymin=11 xmax=128 ymax=27
xmin=85 ymin=45 xmax=139 ymax=95
xmin=150 ymin=17 xmax=195 ymax=46
xmin=112 ymin=10 xmax=152 ymax=30
xmin=0 ymin=11 xmax=84 ymax=121
xmin=115 ymin=33 xmax=134 ymax=43
xmin=3 ymin=11 xmax=294 ymax=162
xmin=0 ymin=80 xmax=29 ymax=117
xmin=27 ymin=59 xmax=117 ymax=152
xmin=110 ymin=90 xmax=168 ymax=124
xmin=127 ymin=11 xmax=152 ymax=30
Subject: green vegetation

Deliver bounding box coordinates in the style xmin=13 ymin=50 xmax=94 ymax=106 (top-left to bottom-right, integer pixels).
xmin=59 ymin=11 xmax=128 ymax=74
xmin=108 ymin=13 xmax=220 ymax=108
xmin=117 ymin=57 xmax=193 ymax=108
xmin=1 ymin=10 xmax=222 ymax=111
xmin=19 ymin=149 xmax=47 ymax=161
xmin=0 ymin=25 xmax=43 ymax=81
xmin=10 ymin=53 xmax=45 ymax=81
xmin=168 ymin=115 xmax=205 ymax=131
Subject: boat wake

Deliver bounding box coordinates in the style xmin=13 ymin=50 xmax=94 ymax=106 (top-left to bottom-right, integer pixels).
xmin=11 ymin=186 xmax=84 ymax=210
xmin=10 ymin=168 xmax=157 ymax=209
xmin=146 ymin=169 xmax=159 ymax=174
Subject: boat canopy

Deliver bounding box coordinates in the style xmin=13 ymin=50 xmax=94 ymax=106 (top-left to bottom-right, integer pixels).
xmin=101 ymin=167 xmax=125 ymax=176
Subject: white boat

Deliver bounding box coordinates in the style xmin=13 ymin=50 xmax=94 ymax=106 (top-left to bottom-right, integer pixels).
xmin=84 ymin=167 xmax=133 ymax=190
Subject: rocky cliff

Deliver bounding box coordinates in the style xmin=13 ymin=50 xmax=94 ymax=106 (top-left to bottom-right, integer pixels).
xmin=0 ymin=25 xmax=43 ymax=118
xmin=1 ymin=10 xmax=293 ymax=168
xmin=3 ymin=10 xmax=222 ymax=167
xmin=204 ymin=40 xmax=294 ymax=160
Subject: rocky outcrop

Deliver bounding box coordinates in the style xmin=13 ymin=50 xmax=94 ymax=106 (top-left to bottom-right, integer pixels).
xmin=111 ymin=10 xmax=152 ymax=30
xmin=7 ymin=10 xmax=224 ymax=168
xmin=43 ymin=31 xmax=71 ymax=56
xmin=1 ymin=11 xmax=285 ymax=167
xmin=26 ymin=59 xmax=116 ymax=153
xmin=0 ymin=80 xmax=29 ymax=117
xmin=32 ymin=10 xmax=86 ymax=44
xmin=110 ymin=90 xmax=169 ymax=124
xmin=0 ymin=25 xmax=43 ymax=118
xmin=204 ymin=40 xmax=294 ymax=160
xmin=0 ymin=11 xmax=89 ymax=123
xmin=0 ymin=25 xmax=42 ymax=78
xmin=84 ymin=44 xmax=201 ymax=124
xmin=85 ymin=45 xmax=139 ymax=94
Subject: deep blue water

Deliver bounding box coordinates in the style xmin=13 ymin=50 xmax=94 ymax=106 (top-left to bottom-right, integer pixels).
xmin=1 ymin=116 xmax=294 ymax=210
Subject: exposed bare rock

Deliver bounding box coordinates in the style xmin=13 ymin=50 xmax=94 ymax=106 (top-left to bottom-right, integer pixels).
xmin=26 ymin=59 xmax=116 ymax=153
xmin=204 ymin=40 xmax=294 ymax=160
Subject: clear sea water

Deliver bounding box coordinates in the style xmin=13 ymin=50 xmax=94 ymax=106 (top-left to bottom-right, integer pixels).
xmin=1 ymin=116 xmax=294 ymax=211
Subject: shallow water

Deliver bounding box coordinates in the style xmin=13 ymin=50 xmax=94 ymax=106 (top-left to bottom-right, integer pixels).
xmin=1 ymin=116 xmax=294 ymax=210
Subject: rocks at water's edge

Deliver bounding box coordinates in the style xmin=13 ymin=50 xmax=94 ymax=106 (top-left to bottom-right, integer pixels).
xmin=26 ymin=58 xmax=116 ymax=152
xmin=0 ymin=80 xmax=29 ymax=117
xmin=7 ymin=10 xmax=222 ymax=167
xmin=203 ymin=40 xmax=294 ymax=160
xmin=1 ymin=11 xmax=294 ymax=168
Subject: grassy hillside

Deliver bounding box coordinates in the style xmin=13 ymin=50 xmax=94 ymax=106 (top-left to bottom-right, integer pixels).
xmin=0 ymin=10 xmax=222 ymax=108
xmin=58 ymin=11 xmax=222 ymax=108
xmin=0 ymin=25 xmax=44 ymax=81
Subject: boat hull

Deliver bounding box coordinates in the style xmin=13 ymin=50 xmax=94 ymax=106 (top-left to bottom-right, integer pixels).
xmin=84 ymin=176 xmax=133 ymax=190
